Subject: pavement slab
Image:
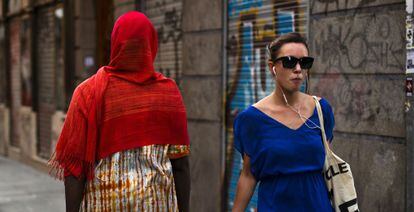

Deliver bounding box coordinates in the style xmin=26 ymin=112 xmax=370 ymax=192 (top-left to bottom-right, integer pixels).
xmin=0 ymin=156 xmax=65 ymax=212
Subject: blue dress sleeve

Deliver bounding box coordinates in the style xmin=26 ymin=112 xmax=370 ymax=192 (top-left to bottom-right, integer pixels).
xmin=320 ymin=98 xmax=335 ymax=142
xmin=233 ymin=110 xmax=257 ymax=157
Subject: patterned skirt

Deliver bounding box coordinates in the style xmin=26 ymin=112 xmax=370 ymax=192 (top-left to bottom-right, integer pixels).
xmin=80 ymin=145 xmax=189 ymax=212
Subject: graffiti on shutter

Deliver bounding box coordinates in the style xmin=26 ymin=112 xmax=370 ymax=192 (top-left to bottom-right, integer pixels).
xmin=145 ymin=0 xmax=182 ymax=85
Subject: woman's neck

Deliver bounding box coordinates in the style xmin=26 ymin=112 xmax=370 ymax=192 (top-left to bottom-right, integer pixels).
xmin=272 ymin=87 xmax=301 ymax=107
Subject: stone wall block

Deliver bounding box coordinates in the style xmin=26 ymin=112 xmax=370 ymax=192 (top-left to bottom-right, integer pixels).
xmin=0 ymin=105 xmax=9 ymax=155
xmin=182 ymin=0 xmax=222 ymax=32
xmin=182 ymin=32 xmax=222 ymax=76
xmin=19 ymin=106 xmax=37 ymax=158
xmin=310 ymin=7 xmax=405 ymax=75
xmin=310 ymin=0 xmax=403 ymax=14
xmin=310 ymin=74 xmax=405 ymax=137
xmin=332 ymin=134 xmax=405 ymax=212
xmin=50 ymin=111 xmax=65 ymax=154
xmin=188 ymin=121 xmax=222 ymax=212
xmin=181 ymin=77 xmax=222 ymax=121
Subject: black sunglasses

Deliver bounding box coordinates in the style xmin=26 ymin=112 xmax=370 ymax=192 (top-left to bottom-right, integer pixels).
xmin=274 ymin=56 xmax=314 ymax=69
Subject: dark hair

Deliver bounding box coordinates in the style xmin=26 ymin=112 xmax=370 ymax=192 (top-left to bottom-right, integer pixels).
xmin=267 ymin=32 xmax=309 ymax=62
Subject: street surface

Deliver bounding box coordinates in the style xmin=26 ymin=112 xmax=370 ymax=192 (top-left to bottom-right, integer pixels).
xmin=0 ymin=156 xmax=65 ymax=212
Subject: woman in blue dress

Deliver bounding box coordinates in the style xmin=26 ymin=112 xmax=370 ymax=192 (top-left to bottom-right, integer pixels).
xmin=232 ymin=32 xmax=334 ymax=212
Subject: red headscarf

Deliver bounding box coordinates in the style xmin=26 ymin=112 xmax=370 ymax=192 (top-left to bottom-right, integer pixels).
xmin=49 ymin=11 xmax=189 ymax=180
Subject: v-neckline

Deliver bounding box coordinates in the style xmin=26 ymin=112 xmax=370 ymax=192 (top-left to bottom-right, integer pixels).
xmin=250 ymin=104 xmax=317 ymax=131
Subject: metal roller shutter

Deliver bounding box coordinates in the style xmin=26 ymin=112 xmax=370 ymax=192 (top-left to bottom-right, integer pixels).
xmin=144 ymin=0 xmax=183 ymax=85
xmin=36 ymin=6 xmax=56 ymax=158
xmin=225 ymin=0 xmax=308 ymax=210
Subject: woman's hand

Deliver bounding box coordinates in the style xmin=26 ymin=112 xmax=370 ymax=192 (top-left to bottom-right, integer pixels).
xmin=232 ymin=154 xmax=257 ymax=212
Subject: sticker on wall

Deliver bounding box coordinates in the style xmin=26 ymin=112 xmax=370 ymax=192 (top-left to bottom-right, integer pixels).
xmin=408 ymin=0 xmax=413 ymax=14
xmin=84 ymin=56 xmax=95 ymax=67
xmin=407 ymin=77 xmax=413 ymax=97
xmin=407 ymin=16 xmax=413 ymax=49
xmin=405 ymin=101 xmax=411 ymax=112
xmin=407 ymin=50 xmax=414 ymax=74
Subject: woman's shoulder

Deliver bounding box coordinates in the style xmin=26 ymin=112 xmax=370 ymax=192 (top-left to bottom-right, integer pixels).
xmin=74 ymin=75 xmax=96 ymax=96
xmin=234 ymin=101 xmax=272 ymax=131
xmin=305 ymin=93 xmax=332 ymax=108
xmin=318 ymin=96 xmax=333 ymax=110
xmin=235 ymin=106 xmax=260 ymax=123
xmin=69 ymin=76 xmax=98 ymax=114
xmin=313 ymin=95 xmax=334 ymax=117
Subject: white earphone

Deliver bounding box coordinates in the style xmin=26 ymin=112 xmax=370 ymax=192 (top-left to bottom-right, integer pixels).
xmin=272 ymin=66 xmax=277 ymax=77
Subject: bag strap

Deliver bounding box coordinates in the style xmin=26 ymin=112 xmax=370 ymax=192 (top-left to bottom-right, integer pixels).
xmin=312 ymin=96 xmax=332 ymax=154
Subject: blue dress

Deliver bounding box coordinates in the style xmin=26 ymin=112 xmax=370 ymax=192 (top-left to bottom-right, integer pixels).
xmin=234 ymin=98 xmax=335 ymax=212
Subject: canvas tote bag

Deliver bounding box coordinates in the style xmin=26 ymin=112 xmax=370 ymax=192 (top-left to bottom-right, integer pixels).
xmin=313 ymin=96 xmax=359 ymax=212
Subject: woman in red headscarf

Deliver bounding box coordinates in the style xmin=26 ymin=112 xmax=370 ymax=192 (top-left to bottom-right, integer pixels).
xmin=49 ymin=11 xmax=190 ymax=212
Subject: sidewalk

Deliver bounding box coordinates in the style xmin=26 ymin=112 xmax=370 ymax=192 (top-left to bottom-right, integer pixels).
xmin=0 ymin=156 xmax=65 ymax=212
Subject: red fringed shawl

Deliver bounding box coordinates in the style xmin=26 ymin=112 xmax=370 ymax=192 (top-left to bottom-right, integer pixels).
xmin=49 ymin=12 xmax=189 ymax=180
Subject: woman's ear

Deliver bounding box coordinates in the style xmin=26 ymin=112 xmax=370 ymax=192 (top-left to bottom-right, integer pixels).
xmin=272 ymin=66 xmax=277 ymax=77
xmin=268 ymin=62 xmax=275 ymax=77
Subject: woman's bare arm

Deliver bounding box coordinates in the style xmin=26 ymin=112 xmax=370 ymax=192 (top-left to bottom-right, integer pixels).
xmin=232 ymin=154 xmax=257 ymax=212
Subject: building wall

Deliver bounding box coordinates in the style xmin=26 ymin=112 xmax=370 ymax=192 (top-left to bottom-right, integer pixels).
xmin=0 ymin=16 xmax=7 ymax=155
xmin=406 ymin=1 xmax=414 ymax=210
xmin=36 ymin=5 xmax=56 ymax=159
xmin=0 ymin=105 xmax=9 ymax=155
xmin=309 ymin=0 xmax=406 ymax=211
xmin=0 ymin=0 xmax=72 ymax=165
xmin=19 ymin=15 xmax=35 ymax=159
xmin=180 ymin=0 xmax=224 ymax=210
xmin=0 ymin=22 xmax=6 ymax=104
xmin=96 ymin=0 xmax=114 ymax=68
xmin=8 ymin=17 xmax=22 ymax=149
